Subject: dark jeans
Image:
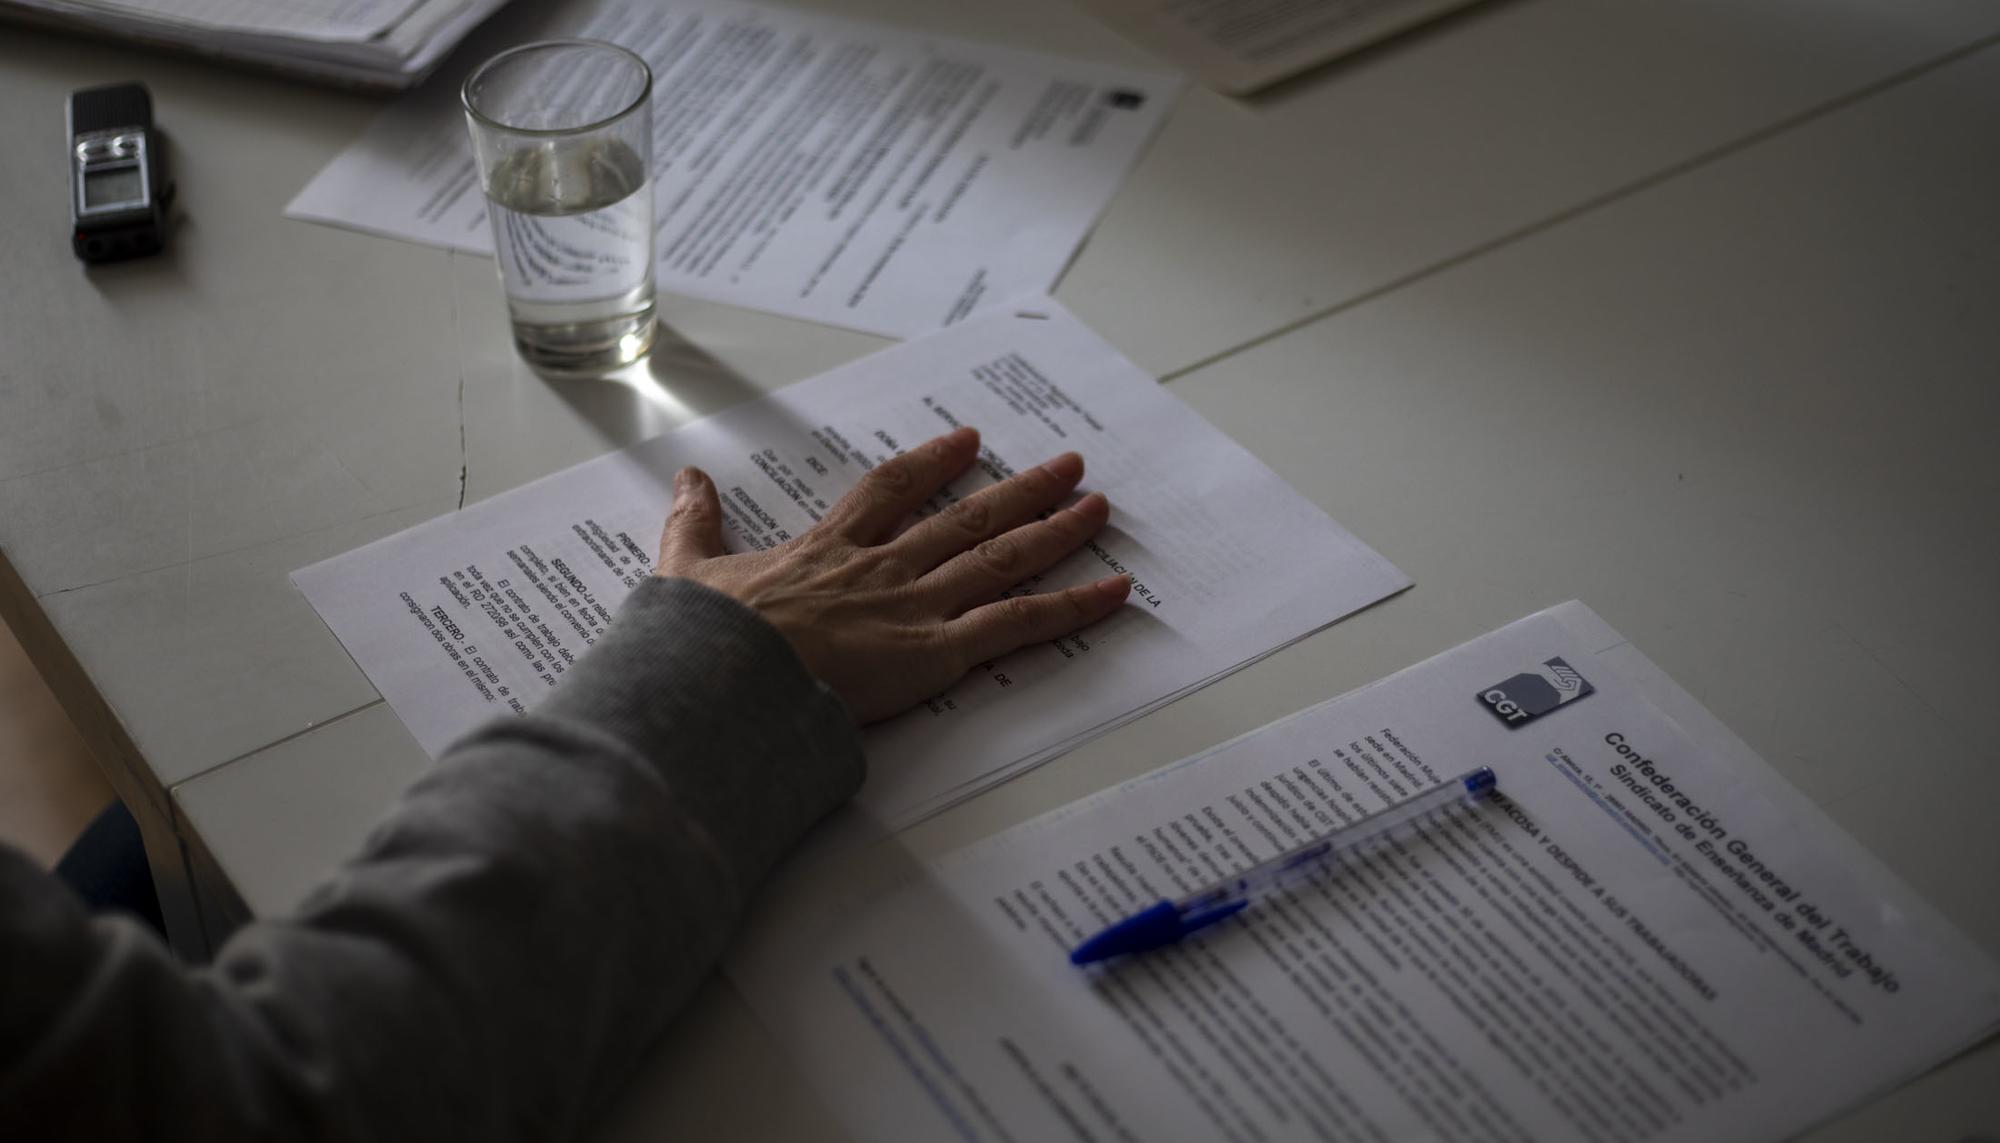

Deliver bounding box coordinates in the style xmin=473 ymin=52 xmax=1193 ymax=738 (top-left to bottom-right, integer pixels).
xmin=55 ymin=800 xmax=165 ymax=936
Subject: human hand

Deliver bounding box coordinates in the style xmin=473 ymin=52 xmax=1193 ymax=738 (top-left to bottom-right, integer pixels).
xmin=654 ymin=427 xmax=1129 ymax=723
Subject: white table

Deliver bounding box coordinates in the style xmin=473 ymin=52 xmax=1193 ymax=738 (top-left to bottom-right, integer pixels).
xmin=2 ymin=1 xmax=1997 ymax=1137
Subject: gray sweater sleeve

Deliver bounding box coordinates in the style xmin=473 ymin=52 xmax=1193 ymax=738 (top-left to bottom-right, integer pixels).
xmin=0 ymin=577 xmax=863 ymax=1141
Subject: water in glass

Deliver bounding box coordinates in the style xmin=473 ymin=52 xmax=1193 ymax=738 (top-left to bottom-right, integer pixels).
xmin=483 ymin=135 xmax=655 ymax=374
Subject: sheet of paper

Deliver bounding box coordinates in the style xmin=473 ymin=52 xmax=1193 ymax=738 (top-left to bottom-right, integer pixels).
xmin=729 ymin=602 xmax=2000 ymax=1141
xmin=286 ymin=0 xmax=1177 ymax=337
xmin=293 ymin=300 xmax=1407 ymax=826
xmin=46 ymin=0 xmax=418 ymax=41
xmin=1075 ymin=0 xmax=1484 ymax=94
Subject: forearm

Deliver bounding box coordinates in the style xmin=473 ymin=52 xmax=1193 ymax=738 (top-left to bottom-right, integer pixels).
xmin=0 ymin=578 xmax=862 ymax=1140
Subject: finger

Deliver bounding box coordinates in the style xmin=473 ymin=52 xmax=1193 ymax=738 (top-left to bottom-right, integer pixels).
xmin=920 ymin=491 xmax=1110 ymax=612
xmin=819 ymin=427 xmax=980 ymax=545
xmin=940 ymin=574 xmax=1130 ymax=669
xmin=657 ymin=466 xmax=726 ymax=574
xmin=889 ymin=451 xmax=1085 ymax=572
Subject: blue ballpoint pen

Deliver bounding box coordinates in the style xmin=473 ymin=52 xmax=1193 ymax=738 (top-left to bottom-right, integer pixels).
xmin=1069 ymin=766 xmax=1499 ymax=965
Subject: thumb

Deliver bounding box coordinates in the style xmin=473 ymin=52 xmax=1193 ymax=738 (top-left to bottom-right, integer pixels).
xmin=657 ymin=466 xmax=726 ymax=573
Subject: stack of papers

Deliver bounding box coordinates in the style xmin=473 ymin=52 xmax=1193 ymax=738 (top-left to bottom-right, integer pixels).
xmin=1075 ymin=0 xmax=1487 ymax=94
xmin=3 ymin=0 xmax=510 ymax=88
xmin=291 ymin=301 xmax=1410 ymax=828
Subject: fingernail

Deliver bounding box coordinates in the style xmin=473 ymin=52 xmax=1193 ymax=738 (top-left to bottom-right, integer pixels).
xmin=947 ymin=426 xmax=978 ymax=448
xmin=1042 ymin=452 xmax=1084 ymax=481
xmin=1070 ymin=491 xmax=1108 ymax=518
xmin=1096 ymin=574 xmax=1130 ymax=599
xmin=674 ymin=467 xmax=697 ymax=493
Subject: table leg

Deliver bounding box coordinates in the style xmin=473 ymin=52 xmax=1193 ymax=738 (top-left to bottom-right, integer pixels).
xmin=0 ymin=549 xmax=210 ymax=960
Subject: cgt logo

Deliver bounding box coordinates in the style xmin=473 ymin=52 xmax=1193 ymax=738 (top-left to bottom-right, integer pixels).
xmin=1481 ymin=688 xmax=1532 ymax=723
xmin=1477 ymin=657 xmax=1595 ymax=730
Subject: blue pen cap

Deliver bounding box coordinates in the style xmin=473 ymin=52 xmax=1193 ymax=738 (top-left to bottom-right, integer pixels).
xmin=1463 ymin=767 xmax=1498 ymax=797
xmin=1070 ymin=898 xmax=1250 ymax=965
xmin=1070 ymin=901 xmax=1182 ymax=965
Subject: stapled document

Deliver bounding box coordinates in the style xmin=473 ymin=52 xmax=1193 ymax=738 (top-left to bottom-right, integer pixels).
xmin=730 ymin=602 xmax=2000 ymax=1141
xmin=293 ymin=300 xmax=1407 ymax=827
xmin=287 ymin=0 xmax=1178 ymax=336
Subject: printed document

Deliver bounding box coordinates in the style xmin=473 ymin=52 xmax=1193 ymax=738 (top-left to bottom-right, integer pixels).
xmin=1074 ymin=0 xmax=1485 ymax=94
xmin=293 ymin=301 xmax=1407 ymax=826
xmin=43 ymin=0 xmax=416 ymax=41
xmin=729 ymin=602 xmax=2000 ymax=1141
xmin=286 ymin=0 xmax=1177 ymax=337
xmin=5 ymin=0 xmax=509 ymax=85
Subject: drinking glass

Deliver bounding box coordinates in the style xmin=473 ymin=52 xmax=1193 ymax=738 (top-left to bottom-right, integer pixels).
xmin=462 ymin=40 xmax=656 ymax=375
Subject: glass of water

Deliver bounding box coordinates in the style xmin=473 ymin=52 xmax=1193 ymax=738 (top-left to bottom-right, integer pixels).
xmin=462 ymin=40 xmax=656 ymax=375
